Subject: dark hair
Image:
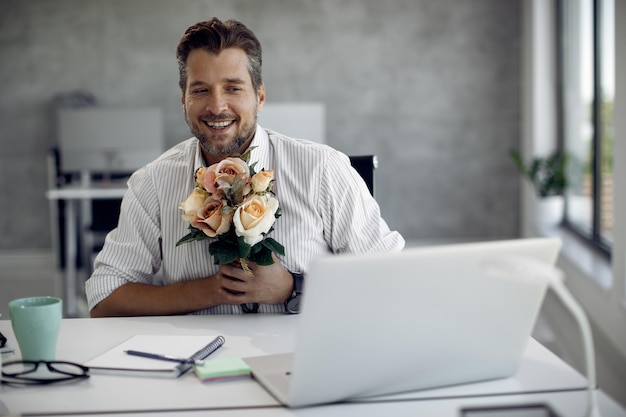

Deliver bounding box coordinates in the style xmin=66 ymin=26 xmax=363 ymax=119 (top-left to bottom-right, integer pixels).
xmin=176 ymin=17 xmax=263 ymax=93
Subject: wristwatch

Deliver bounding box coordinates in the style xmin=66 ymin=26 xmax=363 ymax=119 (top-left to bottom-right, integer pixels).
xmin=284 ymin=271 xmax=304 ymax=314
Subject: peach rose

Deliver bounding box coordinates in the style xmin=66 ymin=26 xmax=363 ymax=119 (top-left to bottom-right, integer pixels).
xmin=179 ymin=188 xmax=210 ymax=223
xmin=203 ymin=157 xmax=251 ymax=199
xmin=233 ymin=194 xmax=279 ymax=246
xmin=192 ymin=197 xmax=234 ymax=237
xmin=251 ymin=170 xmax=274 ymax=193
xmin=195 ymin=167 xmax=207 ymax=189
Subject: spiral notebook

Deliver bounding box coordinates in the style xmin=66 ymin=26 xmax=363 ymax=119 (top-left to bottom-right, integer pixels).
xmin=85 ymin=335 xmax=224 ymax=378
xmin=244 ymin=237 xmax=561 ymax=407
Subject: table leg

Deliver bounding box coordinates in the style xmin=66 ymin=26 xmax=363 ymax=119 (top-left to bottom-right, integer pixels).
xmin=64 ymin=200 xmax=77 ymax=317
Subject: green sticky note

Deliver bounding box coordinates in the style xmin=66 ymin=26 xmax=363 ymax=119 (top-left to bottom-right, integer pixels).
xmin=194 ymin=357 xmax=251 ymax=382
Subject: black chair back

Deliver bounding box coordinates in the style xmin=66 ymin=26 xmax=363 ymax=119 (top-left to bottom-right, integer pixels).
xmin=349 ymin=155 xmax=377 ymax=196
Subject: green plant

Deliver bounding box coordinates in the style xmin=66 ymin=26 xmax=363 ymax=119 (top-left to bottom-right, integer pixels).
xmin=509 ymin=149 xmax=568 ymax=197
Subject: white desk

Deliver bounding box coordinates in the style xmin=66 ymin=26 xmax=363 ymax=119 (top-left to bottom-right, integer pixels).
xmin=46 ymin=184 xmax=127 ymax=317
xmin=1 ymin=315 xmax=625 ymax=416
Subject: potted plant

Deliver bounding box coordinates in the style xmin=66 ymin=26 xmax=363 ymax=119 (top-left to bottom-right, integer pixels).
xmin=509 ymin=149 xmax=569 ymax=227
xmin=509 ymin=149 xmax=568 ymax=197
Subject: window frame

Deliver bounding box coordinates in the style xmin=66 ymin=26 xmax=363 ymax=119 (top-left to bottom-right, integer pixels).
xmin=524 ymin=0 xmax=626 ymax=380
xmin=557 ymin=0 xmax=613 ymax=257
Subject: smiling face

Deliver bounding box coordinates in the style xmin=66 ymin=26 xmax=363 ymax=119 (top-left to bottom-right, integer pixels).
xmin=182 ymin=47 xmax=265 ymax=165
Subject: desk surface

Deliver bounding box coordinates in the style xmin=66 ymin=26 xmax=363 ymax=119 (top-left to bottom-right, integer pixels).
xmin=46 ymin=183 xmax=127 ymax=200
xmin=1 ymin=315 xmax=624 ymax=417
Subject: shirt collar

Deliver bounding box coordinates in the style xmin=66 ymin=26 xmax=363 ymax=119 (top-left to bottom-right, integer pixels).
xmin=248 ymin=124 xmax=271 ymax=170
xmin=193 ymin=139 xmax=205 ymax=171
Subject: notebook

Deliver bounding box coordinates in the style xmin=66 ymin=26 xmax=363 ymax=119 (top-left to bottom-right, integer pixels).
xmin=243 ymin=237 xmax=562 ymax=407
xmin=85 ymin=335 xmax=224 ymax=377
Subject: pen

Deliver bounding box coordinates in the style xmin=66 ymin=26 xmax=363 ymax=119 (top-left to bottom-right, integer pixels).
xmin=124 ymin=349 xmax=205 ymax=366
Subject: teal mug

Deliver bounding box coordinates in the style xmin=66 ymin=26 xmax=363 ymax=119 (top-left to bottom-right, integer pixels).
xmin=9 ymin=297 xmax=63 ymax=361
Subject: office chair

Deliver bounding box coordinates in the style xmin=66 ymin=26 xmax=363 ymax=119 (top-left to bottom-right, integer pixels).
xmin=349 ymin=155 xmax=378 ymax=196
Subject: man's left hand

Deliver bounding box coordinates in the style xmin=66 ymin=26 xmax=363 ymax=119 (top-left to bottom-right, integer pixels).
xmin=216 ymin=255 xmax=293 ymax=305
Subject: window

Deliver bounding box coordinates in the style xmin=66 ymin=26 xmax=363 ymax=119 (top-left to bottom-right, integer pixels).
xmin=558 ymin=0 xmax=614 ymax=255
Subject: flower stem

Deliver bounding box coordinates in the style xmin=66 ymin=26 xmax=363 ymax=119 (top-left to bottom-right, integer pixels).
xmin=240 ymin=258 xmax=253 ymax=275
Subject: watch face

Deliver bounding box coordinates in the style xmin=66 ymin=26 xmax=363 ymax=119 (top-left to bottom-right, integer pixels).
xmin=287 ymin=294 xmax=301 ymax=314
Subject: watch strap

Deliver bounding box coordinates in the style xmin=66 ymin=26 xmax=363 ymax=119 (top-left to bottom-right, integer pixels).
xmin=291 ymin=271 xmax=304 ymax=294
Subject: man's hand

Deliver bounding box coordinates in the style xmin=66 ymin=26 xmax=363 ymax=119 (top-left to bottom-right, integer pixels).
xmin=216 ymin=255 xmax=293 ymax=305
xmin=89 ymin=256 xmax=293 ymax=317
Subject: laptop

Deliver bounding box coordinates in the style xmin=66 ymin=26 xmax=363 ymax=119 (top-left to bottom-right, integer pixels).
xmin=244 ymin=237 xmax=562 ymax=408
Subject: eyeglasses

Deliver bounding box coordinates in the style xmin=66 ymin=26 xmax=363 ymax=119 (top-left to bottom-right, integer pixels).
xmin=1 ymin=360 xmax=90 ymax=386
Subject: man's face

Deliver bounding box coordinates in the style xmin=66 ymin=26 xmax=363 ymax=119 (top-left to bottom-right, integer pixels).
xmin=182 ymin=48 xmax=265 ymax=161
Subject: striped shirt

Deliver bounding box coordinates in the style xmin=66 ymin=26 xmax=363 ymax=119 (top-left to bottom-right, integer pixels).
xmin=86 ymin=125 xmax=405 ymax=314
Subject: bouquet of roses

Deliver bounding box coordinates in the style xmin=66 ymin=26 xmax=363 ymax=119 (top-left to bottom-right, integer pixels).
xmin=176 ymin=148 xmax=284 ymax=274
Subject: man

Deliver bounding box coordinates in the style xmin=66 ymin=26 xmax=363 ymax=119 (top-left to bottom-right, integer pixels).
xmin=86 ymin=18 xmax=404 ymax=317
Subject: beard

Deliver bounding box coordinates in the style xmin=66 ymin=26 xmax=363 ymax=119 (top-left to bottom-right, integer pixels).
xmin=185 ymin=111 xmax=258 ymax=156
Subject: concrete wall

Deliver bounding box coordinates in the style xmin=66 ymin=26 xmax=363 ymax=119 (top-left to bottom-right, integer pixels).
xmin=0 ymin=0 xmax=521 ymax=250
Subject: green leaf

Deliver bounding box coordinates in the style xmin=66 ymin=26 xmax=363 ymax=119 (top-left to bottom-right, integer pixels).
xmin=175 ymin=226 xmax=209 ymax=246
xmin=215 ymin=251 xmax=238 ymax=265
xmin=249 ymin=161 xmax=258 ymax=176
xmin=249 ymin=241 xmax=262 ymax=256
xmin=176 ymin=232 xmax=197 ymax=247
xmin=262 ymin=237 xmax=285 ymax=256
xmin=237 ymin=236 xmax=251 ymax=259
xmin=239 ymin=146 xmax=256 ymax=164
xmin=249 ymin=246 xmax=274 ymax=266
xmin=209 ymin=241 xmax=238 ymax=264
xmin=509 ymin=149 xmax=526 ymax=176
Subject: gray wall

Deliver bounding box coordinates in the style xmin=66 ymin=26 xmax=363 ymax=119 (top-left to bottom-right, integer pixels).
xmin=0 ymin=0 xmax=521 ymax=250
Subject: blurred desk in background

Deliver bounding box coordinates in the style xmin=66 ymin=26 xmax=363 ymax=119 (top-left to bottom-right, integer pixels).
xmin=48 ymin=106 xmax=164 ymax=317
xmin=46 ymin=182 xmax=127 ymax=317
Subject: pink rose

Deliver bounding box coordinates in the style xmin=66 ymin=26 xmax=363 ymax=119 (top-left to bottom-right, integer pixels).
xmin=203 ymin=158 xmax=251 ymax=200
xmin=192 ymin=197 xmax=234 ymax=237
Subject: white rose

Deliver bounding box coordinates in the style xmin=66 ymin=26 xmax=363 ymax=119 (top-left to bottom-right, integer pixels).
xmin=233 ymin=194 xmax=279 ymax=246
